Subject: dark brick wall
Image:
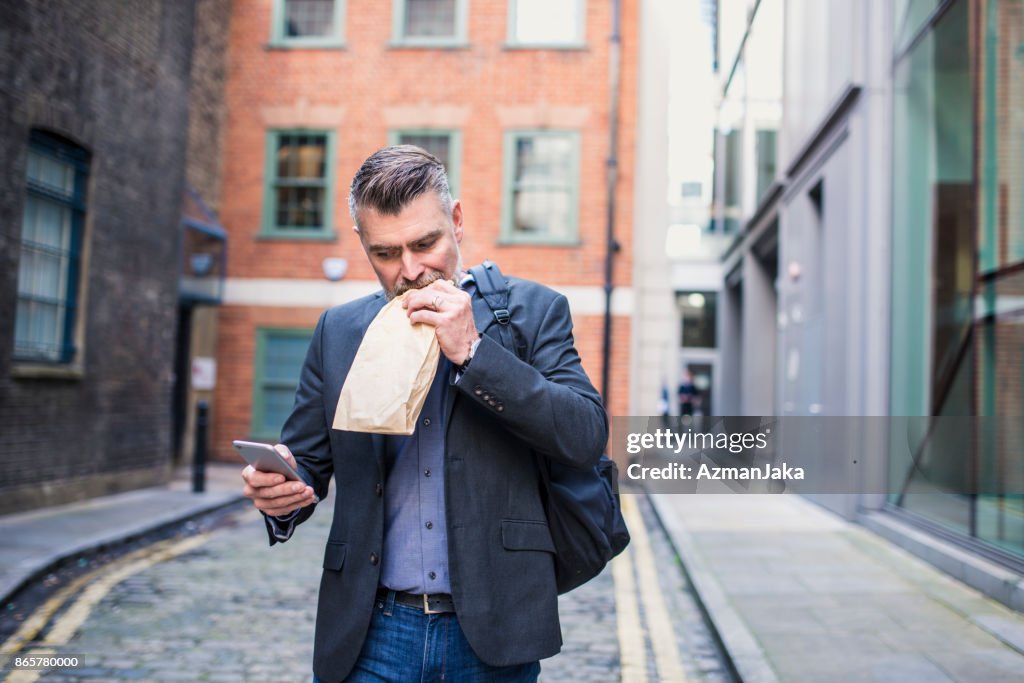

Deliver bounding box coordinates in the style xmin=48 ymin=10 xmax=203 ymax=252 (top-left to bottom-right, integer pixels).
xmin=0 ymin=0 xmax=197 ymax=512
xmin=187 ymin=0 xmax=231 ymax=212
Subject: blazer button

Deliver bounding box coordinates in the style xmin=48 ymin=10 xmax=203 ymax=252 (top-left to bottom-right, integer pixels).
xmin=369 ymin=552 xmax=379 ymax=566
xmin=474 ymin=386 xmax=484 ymax=396
xmin=496 ymin=404 xmax=505 ymax=412
xmin=375 ymin=482 xmax=383 ymax=497
xmin=482 ymin=393 xmax=491 ymax=401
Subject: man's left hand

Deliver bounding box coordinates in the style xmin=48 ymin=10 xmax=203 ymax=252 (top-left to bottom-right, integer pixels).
xmin=404 ymin=279 xmax=479 ymax=366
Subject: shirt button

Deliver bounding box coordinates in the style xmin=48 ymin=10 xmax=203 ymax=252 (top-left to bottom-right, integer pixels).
xmin=425 ymin=521 xmax=433 ymax=529
xmin=428 ymin=571 xmax=437 ymax=580
xmin=369 ymin=552 xmax=379 ymax=566
xmin=424 ymin=469 xmax=431 ymax=477
xmin=375 ymin=482 xmax=383 ymax=497
xmin=422 ymin=418 xmax=431 ymax=426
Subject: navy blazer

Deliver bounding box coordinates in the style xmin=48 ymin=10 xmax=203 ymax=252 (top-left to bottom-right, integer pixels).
xmin=272 ymin=275 xmax=608 ymax=682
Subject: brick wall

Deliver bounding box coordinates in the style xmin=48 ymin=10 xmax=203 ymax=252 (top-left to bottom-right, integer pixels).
xmin=0 ymin=1 xmax=196 ymax=512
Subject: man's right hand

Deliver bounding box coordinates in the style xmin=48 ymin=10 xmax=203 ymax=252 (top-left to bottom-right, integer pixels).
xmin=241 ymin=444 xmax=317 ymax=517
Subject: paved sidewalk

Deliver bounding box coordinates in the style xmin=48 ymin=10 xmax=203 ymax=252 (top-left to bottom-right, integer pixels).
xmin=649 ymin=493 xmax=1024 ymax=683
xmin=0 ymin=463 xmax=245 ymax=607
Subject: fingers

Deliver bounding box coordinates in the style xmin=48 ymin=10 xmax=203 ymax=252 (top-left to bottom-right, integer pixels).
xmin=241 ymin=443 xmax=316 ymax=515
xmin=256 ymin=488 xmax=316 ymax=516
xmin=244 ymin=478 xmax=317 ymax=515
xmin=242 ymin=465 xmax=287 ymax=488
xmin=403 ymin=280 xmax=467 ymax=314
xmin=408 ymin=308 xmax=444 ymax=327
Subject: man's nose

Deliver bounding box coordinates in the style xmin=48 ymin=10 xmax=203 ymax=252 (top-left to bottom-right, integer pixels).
xmin=400 ymin=252 xmax=424 ymax=283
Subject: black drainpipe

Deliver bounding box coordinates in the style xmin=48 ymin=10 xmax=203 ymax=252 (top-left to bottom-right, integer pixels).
xmin=601 ymin=0 xmax=622 ymax=410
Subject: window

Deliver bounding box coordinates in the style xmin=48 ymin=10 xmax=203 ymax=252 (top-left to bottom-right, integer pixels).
xmin=508 ymin=0 xmax=585 ymax=47
xmin=393 ymin=0 xmax=468 ymax=45
xmin=271 ymin=0 xmax=345 ymax=47
xmin=502 ymin=130 xmax=580 ymax=243
xmin=389 ymin=129 xmax=462 ymax=196
xmin=677 ymin=292 xmax=718 ymax=349
xmin=14 ymin=131 xmax=90 ymax=364
xmin=262 ymin=130 xmax=335 ymax=239
xmin=252 ymin=328 xmax=314 ymax=440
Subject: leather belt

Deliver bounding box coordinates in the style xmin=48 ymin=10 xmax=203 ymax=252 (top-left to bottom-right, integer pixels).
xmin=376 ymin=588 xmax=455 ymax=615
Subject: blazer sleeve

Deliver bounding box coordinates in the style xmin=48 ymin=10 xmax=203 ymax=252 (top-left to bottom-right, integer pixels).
xmin=262 ymin=309 xmax=336 ymax=545
xmin=455 ymin=292 xmax=608 ymax=470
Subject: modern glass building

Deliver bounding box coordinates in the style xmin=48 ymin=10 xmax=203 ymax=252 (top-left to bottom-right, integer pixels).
xmin=889 ymin=0 xmax=1024 ymax=567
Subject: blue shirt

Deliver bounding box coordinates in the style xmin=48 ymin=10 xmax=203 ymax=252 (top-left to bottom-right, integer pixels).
xmin=379 ymin=357 xmax=452 ymax=594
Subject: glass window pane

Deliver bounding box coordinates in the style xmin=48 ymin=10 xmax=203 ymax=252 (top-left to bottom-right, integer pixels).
xmin=284 ymin=0 xmax=335 ymax=38
xmin=295 ymin=140 xmax=325 ymax=179
xmin=16 ymin=133 xmax=86 ymax=364
xmin=277 ymin=139 xmax=296 ymax=179
xmin=979 ymin=0 xmax=1024 ymax=267
xmin=894 ymin=0 xmax=943 ymax=52
xmin=262 ymin=388 xmax=297 ymax=433
xmin=404 ymin=0 xmax=456 ymax=38
xmin=513 ymin=189 xmax=572 ymax=237
xmin=515 ymin=136 xmax=572 ymax=185
xmin=398 ymin=133 xmax=451 ymax=168
xmin=272 ymin=133 xmax=327 ymax=229
xmin=33 ymin=198 xmax=68 ymax=249
xmin=514 ymin=0 xmax=580 ymax=44
xmin=32 ymin=251 xmax=62 ymax=300
xmin=259 ymin=330 xmax=314 ymax=437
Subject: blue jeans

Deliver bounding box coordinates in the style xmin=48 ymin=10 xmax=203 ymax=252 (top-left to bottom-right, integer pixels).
xmin=314 ymin=591 xmax=541 ymax=682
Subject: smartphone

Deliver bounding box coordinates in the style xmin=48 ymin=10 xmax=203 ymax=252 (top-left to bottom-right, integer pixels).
xmin=232 ymin=440 xmax=319 ymax=503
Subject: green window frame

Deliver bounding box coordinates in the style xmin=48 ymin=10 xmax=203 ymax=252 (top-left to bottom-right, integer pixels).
xmin=270 ymin=0 xmax=346 ymax=48
xmin=388 ymin=128 xmax=462 ymax=197
xmin=500 ymin=129 xmax=581 ymax=244
xmin=391 ymin=0 xmax=469 ymax=47
xmin=507 ymin=0 xmax=586 ymax=48
xmin=261 ymin=129 xmax=336 ymax=240
xmin=251 ymin=327 xmax=315 ymax=441
xmin=15 ymin=131 xmax=90 ymax=365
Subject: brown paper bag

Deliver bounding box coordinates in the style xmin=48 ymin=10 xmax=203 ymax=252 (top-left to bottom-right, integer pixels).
xmin=332 ymin=291 xmax=440 ymax=434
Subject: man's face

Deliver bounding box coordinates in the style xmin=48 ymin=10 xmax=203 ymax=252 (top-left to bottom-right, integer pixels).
xmin=355 ymin=192 xmax=464 ymax=299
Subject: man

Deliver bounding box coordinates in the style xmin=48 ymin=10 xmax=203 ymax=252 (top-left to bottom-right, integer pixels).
xmin=241 ymin=146 xmax=608 ymax=682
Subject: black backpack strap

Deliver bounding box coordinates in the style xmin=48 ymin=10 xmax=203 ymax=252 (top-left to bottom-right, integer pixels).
xmin=469 ymin=260 xmax=517 ymax=354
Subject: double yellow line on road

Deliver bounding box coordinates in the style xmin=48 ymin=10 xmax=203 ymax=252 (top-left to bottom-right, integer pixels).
xmin=1 ymin=534 xmax=210 ymax=683
xmin=613 ymin=494 xmax=691 ymax=683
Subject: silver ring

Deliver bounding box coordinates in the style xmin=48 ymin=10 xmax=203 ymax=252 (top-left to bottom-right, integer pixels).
xmin=432 ymin=295 xmax=443 ymax=310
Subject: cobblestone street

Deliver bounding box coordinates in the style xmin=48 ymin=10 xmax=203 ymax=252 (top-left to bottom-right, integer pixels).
xmin=1 ymin=492 xmax=731 ymax=683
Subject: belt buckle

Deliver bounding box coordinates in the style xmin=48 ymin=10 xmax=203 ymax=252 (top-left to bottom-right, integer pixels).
xmin=422 ymin=593 xmax=442 ymax=615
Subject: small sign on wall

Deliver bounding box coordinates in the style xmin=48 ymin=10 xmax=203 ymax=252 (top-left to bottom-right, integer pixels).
xmin=191 ymin=357 xmax=217 ymax=391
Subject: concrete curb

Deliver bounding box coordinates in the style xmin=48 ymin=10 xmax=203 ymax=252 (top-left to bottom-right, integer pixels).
xmin=0 ymin=490 xmax=245 ymax=608
xmin=646 ymin=493 xmax=780 ymax=683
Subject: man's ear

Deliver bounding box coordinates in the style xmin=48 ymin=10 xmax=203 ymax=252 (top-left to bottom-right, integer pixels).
xmin=451 ymin=200 xmax=464 ymax=243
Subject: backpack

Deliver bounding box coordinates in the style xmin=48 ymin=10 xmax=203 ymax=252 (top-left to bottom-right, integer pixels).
xmin=469 ymin=261 xmax=630 ymax=594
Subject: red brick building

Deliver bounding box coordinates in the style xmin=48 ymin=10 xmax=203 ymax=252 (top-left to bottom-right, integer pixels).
xmin=212 ymin=0 xmax=637 ymax=458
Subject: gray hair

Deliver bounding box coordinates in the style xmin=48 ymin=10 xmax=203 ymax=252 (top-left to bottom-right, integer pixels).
xmin=348 ymin=145 xmax=453 ymax=227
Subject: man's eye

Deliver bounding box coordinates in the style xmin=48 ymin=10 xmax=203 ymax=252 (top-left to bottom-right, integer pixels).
xmin=374 ymin=251 xmax=396 ymax=260
xmin=416 ymin=239 xmax=437 ymax=250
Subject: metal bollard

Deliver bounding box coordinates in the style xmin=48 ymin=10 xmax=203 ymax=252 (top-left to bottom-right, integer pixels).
xmin=193 ymin=400 xmax=208 ymax=493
